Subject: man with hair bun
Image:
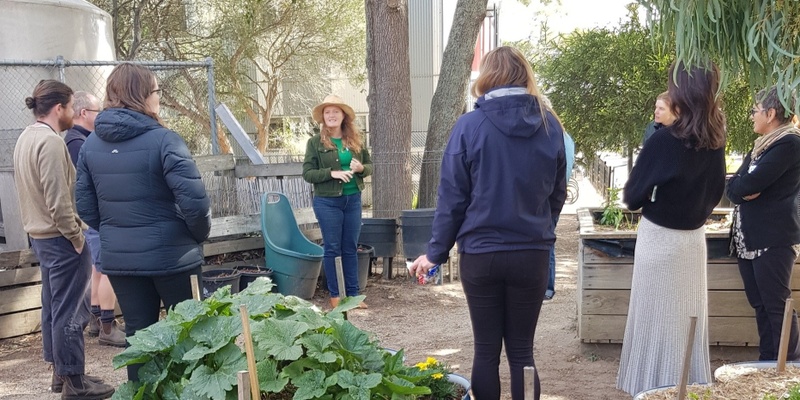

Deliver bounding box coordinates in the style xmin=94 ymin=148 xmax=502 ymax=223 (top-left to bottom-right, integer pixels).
xmin=14 ymin=80 xmax=114 ymax=398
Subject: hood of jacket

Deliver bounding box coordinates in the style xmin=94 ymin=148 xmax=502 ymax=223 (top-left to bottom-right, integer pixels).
xmin=475 ymin=86 xmax=545 ymax=138
xmin=94 ymin=108 xmax=162 ymax=143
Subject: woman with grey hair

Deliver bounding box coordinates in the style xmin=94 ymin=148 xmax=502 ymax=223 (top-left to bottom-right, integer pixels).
xmin=726 ymin=86 xmax=800 ymax=361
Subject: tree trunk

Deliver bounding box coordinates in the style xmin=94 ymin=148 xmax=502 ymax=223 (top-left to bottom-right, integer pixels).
xmin=365 ymin=0 xmax=412 ymax=219
xmin=417 ymin=0 xmax=488 ymax=208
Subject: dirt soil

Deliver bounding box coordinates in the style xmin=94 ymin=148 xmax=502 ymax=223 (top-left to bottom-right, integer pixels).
xmin=0 ymin=216 xmax=759 ymax=399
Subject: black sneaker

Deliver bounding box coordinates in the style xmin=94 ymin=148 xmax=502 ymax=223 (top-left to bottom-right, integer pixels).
xmin=60 ymin=374 xmax=114 ymax=400
xmin=50 ymin=373 xmax=105 ymax=393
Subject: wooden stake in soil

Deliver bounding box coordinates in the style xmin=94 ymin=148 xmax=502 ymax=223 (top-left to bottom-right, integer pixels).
xmin=190 ymin=274 xmax=201 ymax=301
xmin=239 ymin=305 xmax=260 ymax=400
xmin=677 ymin=316 xmax=698 ymax=400
xmin=237 ymin=370 xmax=251 ymax=400
xmin=777 ymin=298 xmax=795 ymax=373
xmin=335 ymin=256 xmax=347 ymax=320
xmin=523 ymin=365 xmax=536 ymax=400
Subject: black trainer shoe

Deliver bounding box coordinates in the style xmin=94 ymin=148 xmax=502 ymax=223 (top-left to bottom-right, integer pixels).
xmin=61 ymin=374 xmax=114 ymax=400
xmin=50 ymin=373 xmax=105 ymax=393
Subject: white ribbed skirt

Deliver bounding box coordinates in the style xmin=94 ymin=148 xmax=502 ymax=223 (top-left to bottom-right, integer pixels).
xmin=616 ymin=217 xmax=712 ymax=396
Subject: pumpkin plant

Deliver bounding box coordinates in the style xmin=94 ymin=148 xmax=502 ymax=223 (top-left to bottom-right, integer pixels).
xmin=111 ymin=278 xmax=444 ymax=400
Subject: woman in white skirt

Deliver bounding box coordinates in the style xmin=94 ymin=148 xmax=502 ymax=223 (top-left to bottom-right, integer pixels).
xmin=616 ymin=61 xmax=727 ymax=397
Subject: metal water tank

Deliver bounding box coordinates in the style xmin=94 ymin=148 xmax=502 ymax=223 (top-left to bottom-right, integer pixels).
xmin=0 ymin=0 xmax=115 ymax=167
xmin=0 ymin=0 xmax=114 ymax=250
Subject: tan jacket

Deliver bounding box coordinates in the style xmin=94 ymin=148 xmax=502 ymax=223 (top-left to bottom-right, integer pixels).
xmin=13 ymin=123 xmax=85 ymax=249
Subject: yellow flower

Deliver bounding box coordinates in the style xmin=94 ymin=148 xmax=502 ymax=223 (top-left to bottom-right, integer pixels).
xmin=425 ymin=357 xmax=437 ymax=366
xmin=415 ymin=362 xmax=428 ymax=371
xmin=432 ymin=373 xmax=444 ymax=380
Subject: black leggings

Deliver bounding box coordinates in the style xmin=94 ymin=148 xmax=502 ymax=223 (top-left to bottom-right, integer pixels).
xmin=460 ymin=249 xmax=549 ymax=400
xmin=108 ymin=267 xmax=201 ymax=380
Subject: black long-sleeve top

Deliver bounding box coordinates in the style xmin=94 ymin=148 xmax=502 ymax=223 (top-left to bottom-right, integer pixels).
xmin=623 ymin=126 xmax=726 ymax=230
xmin=726 ymin=134 xmax=800 ymax=250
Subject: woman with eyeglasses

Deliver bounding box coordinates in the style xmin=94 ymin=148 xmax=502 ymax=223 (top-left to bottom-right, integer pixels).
xmin=617 ymin=62 xmax=726 ymax=396
xmin=726 ymin=87 xmax=800 ymax=362
xmin=75 ymin=63 xmax=211 ymax=381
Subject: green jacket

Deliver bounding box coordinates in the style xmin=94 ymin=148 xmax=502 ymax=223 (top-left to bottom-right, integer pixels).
xmin=302 ymin=134 xmax=373 ymax=197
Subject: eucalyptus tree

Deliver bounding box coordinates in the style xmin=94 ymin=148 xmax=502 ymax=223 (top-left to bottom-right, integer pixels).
xmin=416 ymin=0 xmax=490 ymax=209
xmin=365 ymin=0 xmax=413 ymax=218
xmin=640 ymin=0 xmax=800 ymax=114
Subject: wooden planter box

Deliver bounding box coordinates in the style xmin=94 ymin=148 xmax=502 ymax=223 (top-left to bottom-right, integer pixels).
xmin=577 ymin=207 xmax=800 ymax=346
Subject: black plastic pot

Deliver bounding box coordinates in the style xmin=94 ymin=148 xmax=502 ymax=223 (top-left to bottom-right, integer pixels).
xmin=319 ymin=244 xmax=374 ymax=293
xmin=359 ymin=218 xmax=397 ymax=257
xmin=400 ymin=208 xmax=435 ymax=260
xmin=233 ymin=265 xmax=274 ymax=291
xmin=201 ymin=269 xmax=241 ymax=299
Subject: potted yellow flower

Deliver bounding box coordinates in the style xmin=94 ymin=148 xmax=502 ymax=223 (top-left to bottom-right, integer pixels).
xmin=414 ymin=357 xmax=471 ymax=400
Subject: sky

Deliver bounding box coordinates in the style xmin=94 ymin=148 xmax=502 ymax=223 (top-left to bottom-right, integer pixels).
xmin=497 ymin=0 xmax=639 ymax=42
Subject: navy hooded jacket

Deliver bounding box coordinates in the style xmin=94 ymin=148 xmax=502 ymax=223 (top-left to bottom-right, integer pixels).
xmin=426 ymin=87 xmax=567 ymax=264
xmin=75 ymin=108 xmax=211 ymax=276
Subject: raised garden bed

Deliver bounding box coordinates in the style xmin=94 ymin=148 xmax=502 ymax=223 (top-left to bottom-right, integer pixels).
xmin=577 ymin=207 xmax=800 ymax=346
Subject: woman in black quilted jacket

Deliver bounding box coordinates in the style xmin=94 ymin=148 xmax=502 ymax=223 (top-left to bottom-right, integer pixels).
xmin=75 ymin=63 xmax=211 ymax=381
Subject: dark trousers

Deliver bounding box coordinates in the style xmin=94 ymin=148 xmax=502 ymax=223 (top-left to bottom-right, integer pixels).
xmin=738 ymin=246 xmax=800 ymax=361
xmin=313 ymin=193 xmax=361 ymax=297
xmin=30 ymin=236 xmax=92 ymax=376
xmin=108 ymin=267 xmax=201 ymax=380
xmin=460 ymin=249 xmax=549 ymax=400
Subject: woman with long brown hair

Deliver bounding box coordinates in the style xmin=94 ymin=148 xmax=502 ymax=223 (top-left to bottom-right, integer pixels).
xmin=75 ymin=63 xmax=211 ymax=381
xmin=618 ymin=62 xmax=727 ymax=396
xmin=410 ymin=46 xmax=566 ymax=400
xmin=302 ymin=94 xmax=372 ymax=308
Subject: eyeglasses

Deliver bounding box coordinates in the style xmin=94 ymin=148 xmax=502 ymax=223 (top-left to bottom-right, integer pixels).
xmin=750 ymin=108 xmax=765 ymax=117
xmin=84 ymin=109 xmax=101 ymax=113
xmin=151 ymin=88 xmax=162 ymax=95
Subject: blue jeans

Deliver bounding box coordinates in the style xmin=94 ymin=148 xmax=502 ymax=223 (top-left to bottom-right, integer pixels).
xmin=313 ymin=193 xmax=362 ymax=297
xmin=546 ymin=215 xmax=560 ymax=298
xmin=30 ymin=235 xmax=92 ymax=376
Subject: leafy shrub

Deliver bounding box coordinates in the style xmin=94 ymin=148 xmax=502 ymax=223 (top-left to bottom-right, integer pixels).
xmin=111 ymin=278 xmax=452 ymax=400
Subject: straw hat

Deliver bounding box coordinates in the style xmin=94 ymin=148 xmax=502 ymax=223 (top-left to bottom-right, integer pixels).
xmin=312 ymin=94 xmax=356 ymax=124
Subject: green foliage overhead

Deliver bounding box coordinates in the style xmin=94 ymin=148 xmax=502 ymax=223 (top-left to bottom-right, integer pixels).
xmin=640 ymin=0 xmax=800 ymax=115
xmin=529 ymin=10 xmax=670 ymax=160
xmin=110 ymin=279 xmax=459 ymax=399
xmin=523 ymin=8 xmax=757 ymax=157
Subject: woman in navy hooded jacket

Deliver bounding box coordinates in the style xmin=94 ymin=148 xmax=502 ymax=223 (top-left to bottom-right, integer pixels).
xmin=410 ymin=46 xmax=566 ymax=400
xmin=75 ymin=63 xmax=211 ymax=381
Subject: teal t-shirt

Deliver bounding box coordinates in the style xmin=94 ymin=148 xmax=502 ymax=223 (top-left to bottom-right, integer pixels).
xmin=331 ymin=138 xmax=359 ymax=195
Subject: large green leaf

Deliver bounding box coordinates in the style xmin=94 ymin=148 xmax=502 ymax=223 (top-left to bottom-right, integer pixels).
xmin=334 ymin=370 xmax=382 ymax=400
xmin=186 ymin=343 xmax=246 ymax=400
xmin=292 ymin=369 xmax=329 ymax=400
xmin=168 ymin=299 xmax=209 ymax=324
xmin=182 ymin=316 xmax=240 ymax=361
xmin=138 ymin=357 xmax=171 ymax=392
xmin=288 ymin=307 xmax=331 ymax=330
xmin=111 ymin=381 xmax=145 ymax=400
xmin=113 ymin=346 xmax=153 ymax=369
xmin=234 ymin=292 xmax=281 ymax=317
xmin=332 ymin=321 xmax=384 ymax=371
xmin=298 ymin=333 xmax=339 ymax=364
xmin=251 ymin=318 xmax=309 ymax=360
xmin=126 ymin=321 xmax=181 ymax=353
xmin=256 ymin=358 xmax=289 ymax=393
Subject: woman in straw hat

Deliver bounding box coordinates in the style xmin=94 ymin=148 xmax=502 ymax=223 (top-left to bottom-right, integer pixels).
xmin=302 ymin=94 xmax=372 ymax=308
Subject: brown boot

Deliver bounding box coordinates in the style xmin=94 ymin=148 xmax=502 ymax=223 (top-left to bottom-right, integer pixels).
xmin=60 ymin=374 xmax=115 ymax=399
xmin=86 ymin=313 xmax=100 ymax=337
xmin=98 ymin=320 xmax=127 ymax=348
xmin=329 ymin=297 xmax=340 ymax=309
xmin=50 ymin=372 xmax=104 ymax=393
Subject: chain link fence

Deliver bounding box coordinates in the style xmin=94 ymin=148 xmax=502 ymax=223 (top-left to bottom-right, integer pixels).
xmin=0 ymin=57 xmax=218 ymax=171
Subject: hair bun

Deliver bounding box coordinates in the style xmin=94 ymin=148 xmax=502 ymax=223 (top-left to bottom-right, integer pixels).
xmin=24 ymin=97 xmax=36 ymax=110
